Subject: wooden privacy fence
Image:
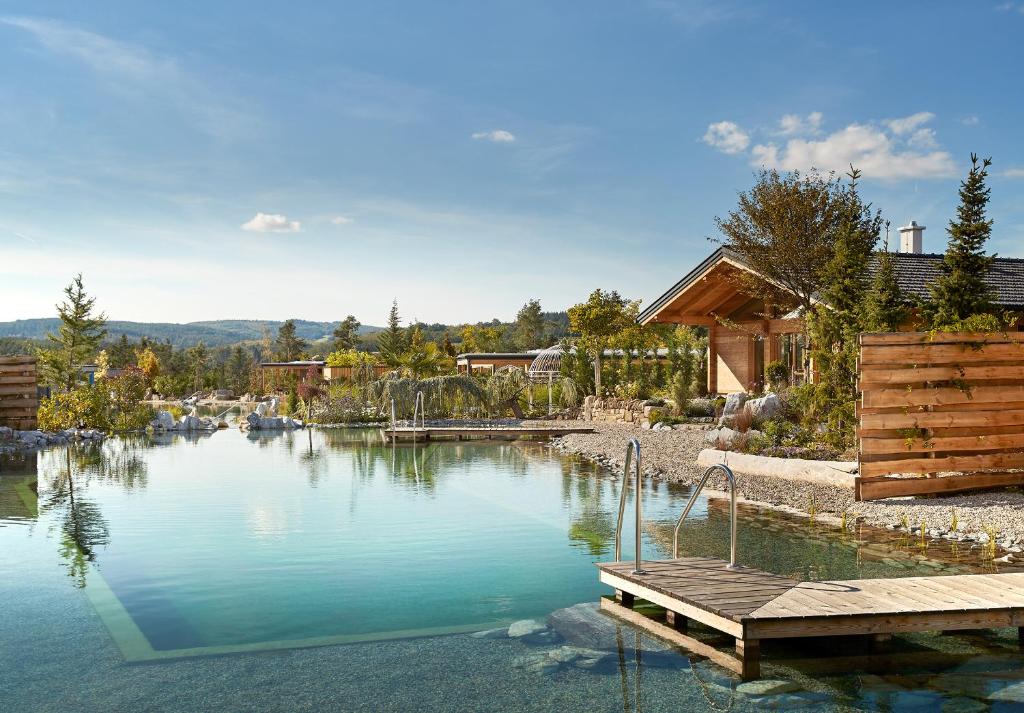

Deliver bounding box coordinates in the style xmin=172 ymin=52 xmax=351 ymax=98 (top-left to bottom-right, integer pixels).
xmin=0 ymin=356 xmax=38 ymax=430
xmin=857 ymin=331 xmax=1024 ymax=500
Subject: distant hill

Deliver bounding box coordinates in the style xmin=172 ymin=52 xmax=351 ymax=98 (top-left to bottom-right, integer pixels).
xmin=0 ymin=318 xmax=382 ymax=349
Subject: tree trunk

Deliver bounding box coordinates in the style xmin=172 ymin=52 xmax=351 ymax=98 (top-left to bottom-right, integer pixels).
xmin=593 ymin=351 xmax=602 ymax=396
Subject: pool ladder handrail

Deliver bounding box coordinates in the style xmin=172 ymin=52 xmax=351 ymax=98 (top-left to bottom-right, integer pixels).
xmin=613 ymin=438 xmax=646 ymax=575
xmin=672 ymin=464 xmax=738 ymax=568
xmin=411 ymin=391 xmax=425 ymax=442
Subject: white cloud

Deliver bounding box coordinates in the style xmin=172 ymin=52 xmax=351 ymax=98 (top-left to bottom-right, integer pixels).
xmin=472 ymin=129 xmax=516 ymax=143
xmin=1003 ymin=168 xmax=1024 ymax=178
xmin=778 ymin=111 xmax=823 ymax=136
xmin=702 ymin=121 xmax=750 ymax=154
xmin=884 ymin=111 xmax=935 ymax=135
xmin=241 ymin=213 xmax=301 ymax=233
xmin=908 ymin=127 xmax=938 ymax=149
xmin=330 ymin=215 xmax=353 ymax=225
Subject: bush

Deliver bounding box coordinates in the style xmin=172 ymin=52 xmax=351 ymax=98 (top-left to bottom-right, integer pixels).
xmin=105 ymin=368 xmax=153 ymax=431
xmin=685 ymin=398 xmax=715 ymax=418
xmin=764 ymin=360 xmax=789 ymax=390
xmin=37 ymin=386 xmax=111 ymax=431
xmin=307 ymin=395 xmax=386 ymax=424
xmin=671 ymin=370 xmax=691 ymax=416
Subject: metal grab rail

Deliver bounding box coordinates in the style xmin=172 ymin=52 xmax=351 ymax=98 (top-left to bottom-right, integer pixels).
xmin=411 ymin=391 xmax=426 ymax=442
xmin=613 ymin=438 xmax=646 ymax=575
xmin=672 ymin=464 xmax=738 ymax=568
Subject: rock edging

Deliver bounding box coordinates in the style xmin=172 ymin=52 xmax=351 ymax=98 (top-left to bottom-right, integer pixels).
xmin=696 ymin=448 xmax=857 ymax=488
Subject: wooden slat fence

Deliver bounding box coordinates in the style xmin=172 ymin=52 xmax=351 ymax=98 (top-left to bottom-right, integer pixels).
xmin=857 ymin=331 xmax=1024 ymax=500
xmin=0 ymin=356 xmax=38 ymax=430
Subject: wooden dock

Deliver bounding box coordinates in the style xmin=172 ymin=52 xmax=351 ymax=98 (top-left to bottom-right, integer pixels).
xmin=383 ymin=425 xmax=594 ymax=442
xmin=598 ymin=557 xmax=1024 ymax=679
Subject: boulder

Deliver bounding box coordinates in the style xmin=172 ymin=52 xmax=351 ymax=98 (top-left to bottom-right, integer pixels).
xmin=745 ymin=393 xmax=782 ymax=420
xmin=151 ymin=411 xmax=175 ymax=430
xmin=722 ymin=392 xmax=748 ymax=416
xmin=546 ymin=602 xmax=668 ymax=652
xmin=507 ymin=619 xmax=547 ymax=638
xmin=246 ymin=412 xmax=261 ymax=429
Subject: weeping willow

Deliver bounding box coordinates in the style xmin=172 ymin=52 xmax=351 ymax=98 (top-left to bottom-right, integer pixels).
xmin=368 ymin=374 xmax=488 ymax=419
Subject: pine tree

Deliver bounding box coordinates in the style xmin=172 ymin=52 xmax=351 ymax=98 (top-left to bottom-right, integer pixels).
xmin=925 ymin=154 xmax=996 ymax=328
xmin=274 ymin=319 xmax=308 ymax=361
xmin=377 ymin=300 xmax=408 ymax=367
xmin=864 ymin=228 xmax=910 ymax=332
xmin=38 ymin=274 xmax=108 ymax=391
xmin=513 ymin=299 xmax=545 ymax=350
xmin=331 ymin=315 xmax=361 ymax=352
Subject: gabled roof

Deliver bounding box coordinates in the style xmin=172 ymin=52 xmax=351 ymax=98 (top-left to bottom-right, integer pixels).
xmin=878 ymin=252 xmax=1024 ymax=309
xmin=639 ymin=247 xmax=1024 ymax=325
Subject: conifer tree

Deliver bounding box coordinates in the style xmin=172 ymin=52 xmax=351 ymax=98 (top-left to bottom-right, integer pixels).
xmin=39 ymin=274 xmax=108 ymax=391
xmin=274 ymin=319 xmax=308 ymax=361
xmin=863 ymin=226 xmax=910 ymax=332
xmin=331 ymin=315 xmax=361 ymax=352
xmin=925 ymin=154 xmax=996 ymax=328
xmin=377 ymin=300 xmax=408 ymax=367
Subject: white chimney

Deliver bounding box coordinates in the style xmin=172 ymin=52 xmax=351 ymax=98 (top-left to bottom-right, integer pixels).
xmin=898 ymin=221 xmax=925 ymax=254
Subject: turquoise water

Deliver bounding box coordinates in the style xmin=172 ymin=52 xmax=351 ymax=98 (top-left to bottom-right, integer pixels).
xmin=2 ymin=430 xmax=1024 ymax=711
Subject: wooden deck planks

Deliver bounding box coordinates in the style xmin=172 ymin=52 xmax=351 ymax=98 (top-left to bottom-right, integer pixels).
xmin=599 ymin=560 xmax=1024 ymax=640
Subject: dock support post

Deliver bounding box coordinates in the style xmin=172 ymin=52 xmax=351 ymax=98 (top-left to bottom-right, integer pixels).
xmin=735 ymin=638 xmax=760 ymax=680
xmin=665 ymin=610 xmax=687 ymax=631
xmin=615 ymin=590 xmax=635 ymax=608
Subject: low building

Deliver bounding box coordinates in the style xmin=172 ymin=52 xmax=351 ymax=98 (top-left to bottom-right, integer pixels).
xmin=639 ymin=221 xmax=1024 ymax=394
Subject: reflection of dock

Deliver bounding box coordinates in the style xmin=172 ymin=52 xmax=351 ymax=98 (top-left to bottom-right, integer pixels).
xmin=599 ymin=556 xmax=1024 ymax=680
xmin=383 ymin=425 xmax=594 ymax=442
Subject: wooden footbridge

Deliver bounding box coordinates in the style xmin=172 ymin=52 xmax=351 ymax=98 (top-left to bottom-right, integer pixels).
xmin=601 ymin=439 xmax=1024 ymax=679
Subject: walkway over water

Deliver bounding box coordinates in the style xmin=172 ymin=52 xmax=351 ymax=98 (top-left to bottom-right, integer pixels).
xmin=598 ymin=556 xmax=1024 ymax=680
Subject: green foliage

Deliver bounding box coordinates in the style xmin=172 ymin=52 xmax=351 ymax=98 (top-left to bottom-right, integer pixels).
xmin=106 ymin=368 xmax=154 ymax=431
xmin=764 ymin=360 xmax=789 ymax=389
xmin=377 ymin=300 xmax=409 ymax=367
xmin=671 ymin=370 xmax=690 ymax=417
xmin=38 ymin=386 xmax=110 ymax=431
xmin=713 ymin=168 xmax=848 ymax=315
xmin=928 ymin=312 xmax=1008 ymax=334
xmin=38 ymin=274 xmax=108 ymax=391
xmin=274 ymin=319 xmax=308 ymax=361
xmin=513 ymin=299 xmax=546 ymax=350
xmin=326 ymin=349 xmax=376 ymax=367
xmin=863 ymin=234 xmax=910 ymax=331
xmin=924 ymin=154 xmax=997 ymax=327
xmin=331 ymin=315 xmax=361 ymax=352
xmin=567 ymin=289 xmax=638 ymax=395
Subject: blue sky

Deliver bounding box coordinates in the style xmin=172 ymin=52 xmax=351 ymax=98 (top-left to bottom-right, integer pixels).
xmin=2 ymin=1 xmax=1023 ymax=326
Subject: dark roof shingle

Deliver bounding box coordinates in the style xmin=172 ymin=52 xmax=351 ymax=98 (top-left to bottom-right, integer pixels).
xmin=877 ymin=253 xmax=1024 ymax=309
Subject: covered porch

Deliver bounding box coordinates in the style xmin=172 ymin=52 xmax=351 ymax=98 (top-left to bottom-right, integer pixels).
xmin=638 ymin=248 xmax=804 ymax=394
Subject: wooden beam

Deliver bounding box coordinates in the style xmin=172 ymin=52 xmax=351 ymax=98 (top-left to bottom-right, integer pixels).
xmin=860 ymin=343 xmax=1024 ymax=366
xmin=859 ymin=451 xmax=1024 ymax=478
xmin=862 ymin=384 xmax=1024 ymax=409
xmin=856 ymin=471 xmax=1024 ymax=500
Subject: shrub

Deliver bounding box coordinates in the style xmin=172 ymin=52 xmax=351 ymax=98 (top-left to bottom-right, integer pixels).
xmin=671 ymin=370 xmax=691 ymax=416
xmin=764 ymin=360 xmax=789 ymax=390
xmin=685 ymin=398 xmax=715 ymax=418
xmin=37 ymin=385 xmax=111 ymax=431
xmin=105 ymin=368 xmax=153 ymax=431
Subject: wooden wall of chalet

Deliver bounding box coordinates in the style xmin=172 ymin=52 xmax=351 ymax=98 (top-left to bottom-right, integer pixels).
xmin=0 ymin=356 xmax=38 ymax=430
xmin=857 ymin=332 xmax=1024 ymax=500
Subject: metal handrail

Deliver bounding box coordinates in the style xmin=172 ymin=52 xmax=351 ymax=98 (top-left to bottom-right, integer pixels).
xmin=390 ymin=398 xmax=397 ymax=429
xmin=672 ymin=464 xmax=738 ymax=568
xmin=613 ymin=438 xmax=646 ymax=575
xmin=411 ymin=391 xmax=425 ymax=442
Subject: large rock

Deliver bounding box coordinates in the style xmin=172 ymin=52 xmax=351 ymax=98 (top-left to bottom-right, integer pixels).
xmin=722 ymin=392 xmax=748 ymax=416
xmin=151 ymin=411 xmax=175 ymax=430
xmin=546 ymin=602 xmax=669 ymax=652
xmin=507 ymin=619 xmax=547 ymax=638
xmin=745 ymin=393 xmax=782 ymax=420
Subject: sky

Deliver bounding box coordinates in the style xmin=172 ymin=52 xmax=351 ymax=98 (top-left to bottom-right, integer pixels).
xmin=2 ymin=1 xmax=1023 ymax=327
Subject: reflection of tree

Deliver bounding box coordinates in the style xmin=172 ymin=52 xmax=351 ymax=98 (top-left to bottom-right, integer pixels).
xmin=299 ymin=429 xmax=327 ymax=486
xmin=66 ymin=437 xmax=149 ymax=489
xmin=567 ymin=468 xmax=618 ymax=557
xmin=43 ymin=449 xmax=110 ymax=588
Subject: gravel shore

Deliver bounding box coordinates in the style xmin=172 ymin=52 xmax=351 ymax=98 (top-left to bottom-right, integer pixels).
xmin=552 ymin=421 xmax=1024 ymax=548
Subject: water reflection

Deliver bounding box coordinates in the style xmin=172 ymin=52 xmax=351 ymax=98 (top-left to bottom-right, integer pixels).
xmin=41 ymin=449 xmax=110 ymax=588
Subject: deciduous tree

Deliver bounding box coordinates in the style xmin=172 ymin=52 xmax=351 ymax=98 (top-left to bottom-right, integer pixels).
xmin=567 ymin=289 xmax=637 ymax=395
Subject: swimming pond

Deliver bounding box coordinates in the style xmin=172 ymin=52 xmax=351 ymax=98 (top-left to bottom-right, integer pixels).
xmin=2 ymin=429 xmax=1024 ymax=711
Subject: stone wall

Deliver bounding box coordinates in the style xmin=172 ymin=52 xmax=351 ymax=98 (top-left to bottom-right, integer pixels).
xmin=582 ymin=396 xmax=658 ymax=427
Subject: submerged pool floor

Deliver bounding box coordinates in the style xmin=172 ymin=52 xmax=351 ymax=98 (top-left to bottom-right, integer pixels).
xmin=3 ymin=430 xmax=1024 ymax=711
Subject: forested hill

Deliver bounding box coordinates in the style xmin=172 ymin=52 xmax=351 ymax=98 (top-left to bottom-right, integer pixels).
xmin=0 ymin=318 xmax=382 ymax=349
